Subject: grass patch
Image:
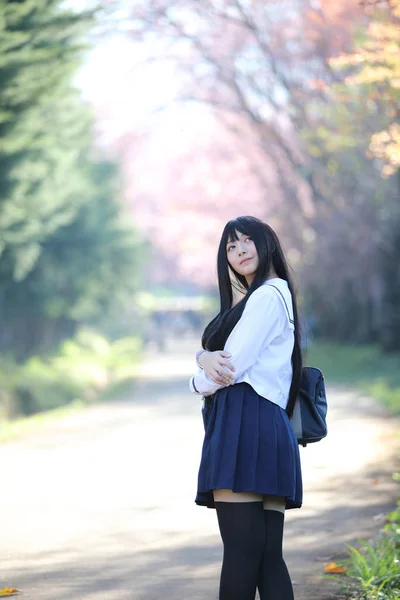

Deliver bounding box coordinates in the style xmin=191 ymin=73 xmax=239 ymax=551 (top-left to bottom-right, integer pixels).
xmin=311 ymin=341 xmax=400 ymax=599
xmin=0 ymin=378 xmax=136 ymax=444
xmin=306 ymin=342 xmax=400 ymax=415
xmin=326 ymin=502 xmax=400 ymax=600
xmin=0 ymin=330 xmax=142 ymax=442
xmin=0 ymin=399 xmax=85 ymax=443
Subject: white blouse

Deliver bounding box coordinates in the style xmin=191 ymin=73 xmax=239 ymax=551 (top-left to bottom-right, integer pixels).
xmin=189 ymin=278 xmax=295 ymax=410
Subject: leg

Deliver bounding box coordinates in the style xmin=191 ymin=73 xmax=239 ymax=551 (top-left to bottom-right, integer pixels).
xmin=213 ymin=490 xmax=265 ymax=600
xmin=257 ymin=496 xmax=294 ymax=600
xmin=214 ymin=489 xmax=264 ymax=503
xmin=262 ymin=494 xmax=285 ymax=514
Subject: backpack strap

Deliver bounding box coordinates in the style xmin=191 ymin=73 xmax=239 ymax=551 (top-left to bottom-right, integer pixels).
xmin=264 ymin=284 xmax=295 ymax=326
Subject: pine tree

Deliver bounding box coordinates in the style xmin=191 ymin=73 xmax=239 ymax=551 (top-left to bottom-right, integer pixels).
xmin=0 ymin=1 xmax=144 ymax=359
xmin=0 ymin=0 xmax=96 ymax=279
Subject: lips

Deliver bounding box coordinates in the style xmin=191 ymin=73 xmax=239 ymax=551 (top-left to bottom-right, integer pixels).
xmin=240 ymin=257 xmax=252 ymax=265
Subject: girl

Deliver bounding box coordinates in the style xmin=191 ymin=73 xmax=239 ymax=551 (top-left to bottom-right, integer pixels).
xmin=189 ymin=216 xmax=303 ymax=600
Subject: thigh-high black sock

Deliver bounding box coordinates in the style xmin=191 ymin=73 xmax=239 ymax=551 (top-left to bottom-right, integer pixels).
xmin=257 ymin=510 xmax=294 ymax=600
xmin=215 ymin=501 xmax=265 ymax=600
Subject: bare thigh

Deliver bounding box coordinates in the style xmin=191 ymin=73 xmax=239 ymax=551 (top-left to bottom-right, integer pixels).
xmin=213 ymin=490 xmax=285 ymax=513
xmin=213 ymin=489 xmax=263 ymax=503
xmin=263 ymin=495 xmax=285 ymax=514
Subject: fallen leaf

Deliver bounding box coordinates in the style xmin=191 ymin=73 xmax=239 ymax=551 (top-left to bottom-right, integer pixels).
xmin=0 ymin=589 xmax=20 ymax=597
xmin=324 ymin=562 xmax=347 ymax=574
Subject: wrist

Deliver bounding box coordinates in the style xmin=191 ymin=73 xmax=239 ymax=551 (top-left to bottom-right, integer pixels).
xmin=191 ymin=376 xmax=201 ymax=394
xmin=196 ymin=350 xmax=207 ymax=369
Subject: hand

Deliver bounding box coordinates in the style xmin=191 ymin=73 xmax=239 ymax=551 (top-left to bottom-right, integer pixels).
xmin=198 ymin=351 xmax=235 ymax=386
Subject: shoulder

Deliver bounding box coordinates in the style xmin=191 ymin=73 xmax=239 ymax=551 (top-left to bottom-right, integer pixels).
xmin=244 ymin=285 xmax=282 ymax=313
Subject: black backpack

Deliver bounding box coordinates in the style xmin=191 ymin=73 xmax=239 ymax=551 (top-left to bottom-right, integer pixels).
xmin=266 ymin=284 xmax=328 ymax=447
xmin=291 ymin=366 xmax=328 ymax=447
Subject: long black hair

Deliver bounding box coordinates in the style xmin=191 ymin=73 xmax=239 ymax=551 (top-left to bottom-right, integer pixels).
xmin=201 ymin=216 xmax=303 ymax=417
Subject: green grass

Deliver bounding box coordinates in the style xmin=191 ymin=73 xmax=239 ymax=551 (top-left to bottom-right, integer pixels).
xmin=0 ymin=399 xmax=85 ymax=443
xmin=0 ymin=377 xmax=136 ymax=444
xmin=326 ymin=503 xmax=400 ymax=600
xmin=306 ymin=342 xmax=400 ymax=415
xmin=0 ymin=330 xmax=143 ymax=442
xmin=310 ymin=342 xmax=400 ymax=599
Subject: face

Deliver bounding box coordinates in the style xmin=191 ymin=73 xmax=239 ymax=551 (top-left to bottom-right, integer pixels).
xmin=226 ymin=230 xmax=259 ymax=284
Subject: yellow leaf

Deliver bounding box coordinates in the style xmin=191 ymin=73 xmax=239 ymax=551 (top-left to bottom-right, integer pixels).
xmin=0 ymin=589 xmax=20 ymax=597
xmin=324 ymin=562 xmax=347 ymax=574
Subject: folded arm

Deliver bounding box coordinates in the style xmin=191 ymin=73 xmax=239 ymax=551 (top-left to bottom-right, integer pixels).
xmin=189 ymin=289 xmax=285 ymax=395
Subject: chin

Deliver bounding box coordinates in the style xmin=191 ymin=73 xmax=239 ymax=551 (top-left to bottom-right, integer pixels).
xmin=238 ymin=267 xmax=256 ymax=278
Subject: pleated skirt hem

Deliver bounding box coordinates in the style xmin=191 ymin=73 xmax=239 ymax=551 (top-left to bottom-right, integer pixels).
xmin=195 ymin=382 xmax=303 ymax=510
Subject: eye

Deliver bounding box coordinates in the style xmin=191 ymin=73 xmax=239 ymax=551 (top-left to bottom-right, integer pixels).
xmin=227 ymin=244 xmax=235 ymax=252
xmin=245 ymin=236 xmax=252 ymax=242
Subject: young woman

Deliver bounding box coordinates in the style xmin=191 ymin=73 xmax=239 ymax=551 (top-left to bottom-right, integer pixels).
xmin=189 ymin=216 xmax=303 ymax=600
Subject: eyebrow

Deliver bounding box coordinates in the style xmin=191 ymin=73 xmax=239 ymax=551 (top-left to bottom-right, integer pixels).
xmin=226 ymin=233 xmax=246 ymax=247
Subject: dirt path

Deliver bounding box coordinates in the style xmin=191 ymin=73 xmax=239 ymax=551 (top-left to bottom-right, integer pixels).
xmin=0 ymin=339 xmax=399 ymax=600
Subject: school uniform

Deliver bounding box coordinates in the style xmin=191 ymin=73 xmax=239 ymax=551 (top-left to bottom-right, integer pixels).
xmin=189 ymin=278 xmax=303 ymax=510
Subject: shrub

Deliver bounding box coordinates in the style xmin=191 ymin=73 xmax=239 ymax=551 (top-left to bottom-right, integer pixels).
xmin=0 ymin=330 xmax=142 ymax=419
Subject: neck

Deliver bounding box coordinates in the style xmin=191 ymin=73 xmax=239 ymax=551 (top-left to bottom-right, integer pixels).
xmin=266 ymin=271 xmax=278 ymax=280
xmin=246 ymin=269 xmax=278 ymax=286
xmin=245 ymin=271 xmax=278 ymax=286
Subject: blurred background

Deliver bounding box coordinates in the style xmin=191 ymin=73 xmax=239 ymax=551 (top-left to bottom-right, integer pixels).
xmin=0 ymin=0 xmax=399 ymax=425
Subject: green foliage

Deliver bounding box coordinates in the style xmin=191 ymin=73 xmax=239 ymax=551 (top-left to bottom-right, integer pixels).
xmin=0 ymin=399 xmax=85 ymax=444
xmin=345 ymin=539 xmax=399 ymax=599
xmin=0 ymin=329 xmax=142 ymax=422
xmin=0 ymin=157 xmax=145 ymax=360
xmin=311 ymin=341 xmax=400 ymax=599
xmin=299 ymin=1 xmax=400 ymax=353
xmin=26 ymin=162 xmax=144 ymax=323
xmin=306 ymin=342 xmax=400 ymax=414
xmin=0 ymin=1 xmax=146 ymax=360
xmin=339 ymin=502 xmax=400 ymax=600
xmin=329 ymin=0 xmax=400 ymax=178
xmin=0 ymin=0 xmax=96 ymax=276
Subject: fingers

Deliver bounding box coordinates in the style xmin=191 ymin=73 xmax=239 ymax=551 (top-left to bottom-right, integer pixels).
xmin=210 ymin=371 xmax=226 ymax=385
xmin=211 ymin=369 xmax=234 ymax=386
xmin=219 ymin=358 xmax=235 ymax=372
xmin=218 ymin=352 xmax=235 ymax=373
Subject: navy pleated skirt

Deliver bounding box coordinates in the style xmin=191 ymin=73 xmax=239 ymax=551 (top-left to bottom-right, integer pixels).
xmin=195 ymin=382 xmax=302 ymax=510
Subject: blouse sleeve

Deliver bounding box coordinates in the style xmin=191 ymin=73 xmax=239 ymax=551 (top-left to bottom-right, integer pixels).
xmin=189 ymin=288 xmax=287 ymax=395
